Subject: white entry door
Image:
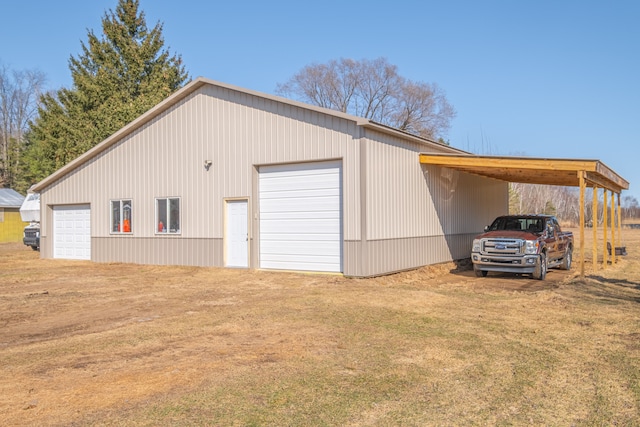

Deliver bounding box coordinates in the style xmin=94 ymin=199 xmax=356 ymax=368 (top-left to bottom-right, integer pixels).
xmin=225 ymin=199 xmax=248 ymax=267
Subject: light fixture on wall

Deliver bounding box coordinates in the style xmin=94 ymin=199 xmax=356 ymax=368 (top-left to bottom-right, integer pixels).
xmin=204 ymin=160 xmax=212 ymax=171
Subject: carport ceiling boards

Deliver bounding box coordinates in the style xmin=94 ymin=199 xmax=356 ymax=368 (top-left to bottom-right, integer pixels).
xmin=419 ymin=153 xmax=629 ymax=194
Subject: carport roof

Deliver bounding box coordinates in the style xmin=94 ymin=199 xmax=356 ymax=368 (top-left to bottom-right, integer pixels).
xmin=419 ymin=153 xmax=629 ymax=194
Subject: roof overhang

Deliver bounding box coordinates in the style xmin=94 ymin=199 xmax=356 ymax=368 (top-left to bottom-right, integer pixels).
xmin=419 ymin=153 xmax=629 ymax=194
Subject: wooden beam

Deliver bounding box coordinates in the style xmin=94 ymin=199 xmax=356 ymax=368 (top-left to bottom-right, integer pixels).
xmin=419 ymin=154 xmax=597 ymax=171
xmin=584 ymin=171 xmax=625 ymax=194
xmin=418 ymin=154 xmax=629 ymax=194
xmin=579 ymin=171 xmax=586 ymax=277
xmin=611 ymin=191 xmax=616 ymax=264
xmin=592 ymin=186 xmax=598 ymax=272
xmin=618 ymin=193 xmax=624 ymax=260
xmin=596 ymin=161 xmax=631 ymax=191
xmin=603 ymin=189 xmax=608 ymax=269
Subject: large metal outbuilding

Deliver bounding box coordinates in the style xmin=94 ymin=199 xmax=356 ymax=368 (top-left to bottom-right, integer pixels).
xmin=31 ymin=77 xmax=506 ymax=277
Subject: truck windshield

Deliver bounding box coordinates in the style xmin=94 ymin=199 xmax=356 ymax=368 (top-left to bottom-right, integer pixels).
xmin=488 ymin=217 xmax=544 ymax=233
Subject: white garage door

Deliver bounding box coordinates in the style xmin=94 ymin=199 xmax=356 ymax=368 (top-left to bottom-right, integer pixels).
xmin=259 ymin=161 xmax=342 ymax=272
xmin=53 ymin=205 xmax=91 ymax=260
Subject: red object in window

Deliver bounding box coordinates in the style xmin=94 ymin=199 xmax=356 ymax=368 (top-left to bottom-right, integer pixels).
xmin=123 ymin=219 xmax=131 ymax=233
xmin=158 ymin=221 xmax=164 ymax=232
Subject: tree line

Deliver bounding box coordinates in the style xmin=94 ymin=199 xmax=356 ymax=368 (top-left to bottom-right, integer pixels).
xmin=0 ymin=66 xmax=45 ymax=189
xmin=510 ymin=183 xmax=640 ymax=225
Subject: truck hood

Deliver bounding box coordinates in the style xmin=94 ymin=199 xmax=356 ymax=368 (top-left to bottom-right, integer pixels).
xmin=475 ymin=230 xmax=539 ymax=240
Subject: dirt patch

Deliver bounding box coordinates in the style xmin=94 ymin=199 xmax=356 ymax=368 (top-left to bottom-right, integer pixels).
xmin=1 ymin=231 xmax=639 ymax=425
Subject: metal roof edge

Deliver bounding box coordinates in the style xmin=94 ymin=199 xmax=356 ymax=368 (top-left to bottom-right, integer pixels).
xmin=196 ymin=77 xmax=369 ymax=124
xmin=32 ymin=78 xmax=210 ymax=192
xmin=32 ymin=76 xmax=465 ymax=191
xmin=362 ymin=121 xmax=468 ymax=154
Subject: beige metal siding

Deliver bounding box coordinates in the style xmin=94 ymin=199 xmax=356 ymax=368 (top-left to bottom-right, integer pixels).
xmin=40 ymin=85 xmax=362 ymax=266
xmin=344 ymin=234 xmax=478 ymax=277
xmin=357 ymin=129 xmax=508 ymax=277
xmin=93 ymin=237 xmax=221 ymax=267
xmin=365 ymin=127 xmax=508 ymax=240
xmin=365 ymin=129 xmax=506 ymax=240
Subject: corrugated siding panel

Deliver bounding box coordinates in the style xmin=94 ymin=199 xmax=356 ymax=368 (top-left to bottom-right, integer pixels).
xmin=365 ymin=131 xmax=427 ymax=239
xmin=40 ymin=85 xmax=362 ymax=265
xmin=365 ymin=129 xmax=507 ymax=241
xmin=346 ymin=233 xmax=479 ymax=278
xmin=358 ymin=129 xmax=507 ymax=276
xmin=93 ymin=237 xmax=221 ymax=267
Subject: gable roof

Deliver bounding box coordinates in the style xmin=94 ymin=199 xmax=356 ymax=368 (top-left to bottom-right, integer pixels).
xmin=0 ymin=188 xmax=25 ymax=208
xmin=31 ymin=77 xmax=462 ymax=192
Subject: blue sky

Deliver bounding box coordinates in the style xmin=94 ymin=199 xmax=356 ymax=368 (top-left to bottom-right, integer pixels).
xmin=2 ymin=0 xmax=639 ymax=201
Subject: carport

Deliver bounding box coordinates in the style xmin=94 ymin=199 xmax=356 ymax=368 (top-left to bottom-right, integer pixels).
xmin=419 ymin=153 xmax=630 ymax=276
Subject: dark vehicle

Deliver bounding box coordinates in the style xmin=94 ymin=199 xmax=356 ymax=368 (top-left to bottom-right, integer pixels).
xmin=20 ymin=192 xmax=40 ymax=251
xmin=471 ymin=215 xmax=573 ymax=280
xmin=23 ymin=223 xmax=40 ymax=251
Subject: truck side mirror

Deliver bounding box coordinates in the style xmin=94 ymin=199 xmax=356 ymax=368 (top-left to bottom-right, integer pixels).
xmin=484 ymin=225 xmax=490 ymax=232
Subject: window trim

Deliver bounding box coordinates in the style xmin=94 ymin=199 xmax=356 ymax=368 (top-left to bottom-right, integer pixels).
xmin=110 ymin=199 xmax=133 ymax=235
xmin=155 ymin=197 xmax=181 ymax=235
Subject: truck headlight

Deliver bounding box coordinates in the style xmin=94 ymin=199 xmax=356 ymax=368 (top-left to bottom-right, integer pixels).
xmin=524 ymin=240 xmax=539 ymax=254
xmin=472 ymin=239 xmax=482 ymax=252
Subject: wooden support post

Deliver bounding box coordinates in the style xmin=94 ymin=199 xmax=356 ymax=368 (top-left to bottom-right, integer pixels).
xmin=611 ymin=191 xmax=616 ymax=264
xmin=592 ymin=186 xmax=598 ymax=271
xmin=603 ymin=189 xmax=608 ymax=268
xmin=579 ymin=171 xmax=585 ymax=277
xmin=618 ymin=193 xmax=622 ymax=248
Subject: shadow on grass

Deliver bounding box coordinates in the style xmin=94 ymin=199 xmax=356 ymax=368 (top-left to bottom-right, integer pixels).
xmin=449 ymin=258 xmax=472 ymax=274
xmin=572 ymin=275 xmax=640 ymax=304
xmin=588 ymin=275 xmax=640 ymax=290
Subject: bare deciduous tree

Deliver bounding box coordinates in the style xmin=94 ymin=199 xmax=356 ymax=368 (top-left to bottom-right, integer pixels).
xmin=510 ymin=183 xmax=581 ymax=224
xmin=510 ymin=183 xmax=640 ymax=226
xmin=0 ymin=64 xmax=45 ymax=188
xmin=276 ymin=57 xmax=455 ymax=140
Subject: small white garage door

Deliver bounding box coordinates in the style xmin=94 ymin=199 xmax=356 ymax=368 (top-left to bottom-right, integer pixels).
xmin=259 ymin=161 xmax=342 ymax=272
xmin=53 ymin=205 xmax=91 ymax=260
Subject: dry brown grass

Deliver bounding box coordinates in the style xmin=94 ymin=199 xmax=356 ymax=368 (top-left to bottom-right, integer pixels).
xmin=1 ymin=230 xmax=640 ymax=426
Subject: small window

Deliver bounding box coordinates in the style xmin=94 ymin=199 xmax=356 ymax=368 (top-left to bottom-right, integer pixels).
xmin=111 ymin=200 xmax=132 ymax=233
xmin=156 ymin=197 xmax=180 ymax=234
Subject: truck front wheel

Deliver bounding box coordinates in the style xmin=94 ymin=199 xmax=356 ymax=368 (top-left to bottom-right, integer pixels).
xmin=532 ymin=253 xmax=547 ymax=280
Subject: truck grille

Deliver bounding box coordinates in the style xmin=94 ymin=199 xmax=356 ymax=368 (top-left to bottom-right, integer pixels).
xmin=25 ymin=229 xmax=38 ymax=238
xmin=482 ymin=238 xmax=523 ymax=256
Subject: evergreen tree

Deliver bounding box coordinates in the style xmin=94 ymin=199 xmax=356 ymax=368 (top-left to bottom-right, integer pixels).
xmin=21 ymin=0 xmax=189 ymax=189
